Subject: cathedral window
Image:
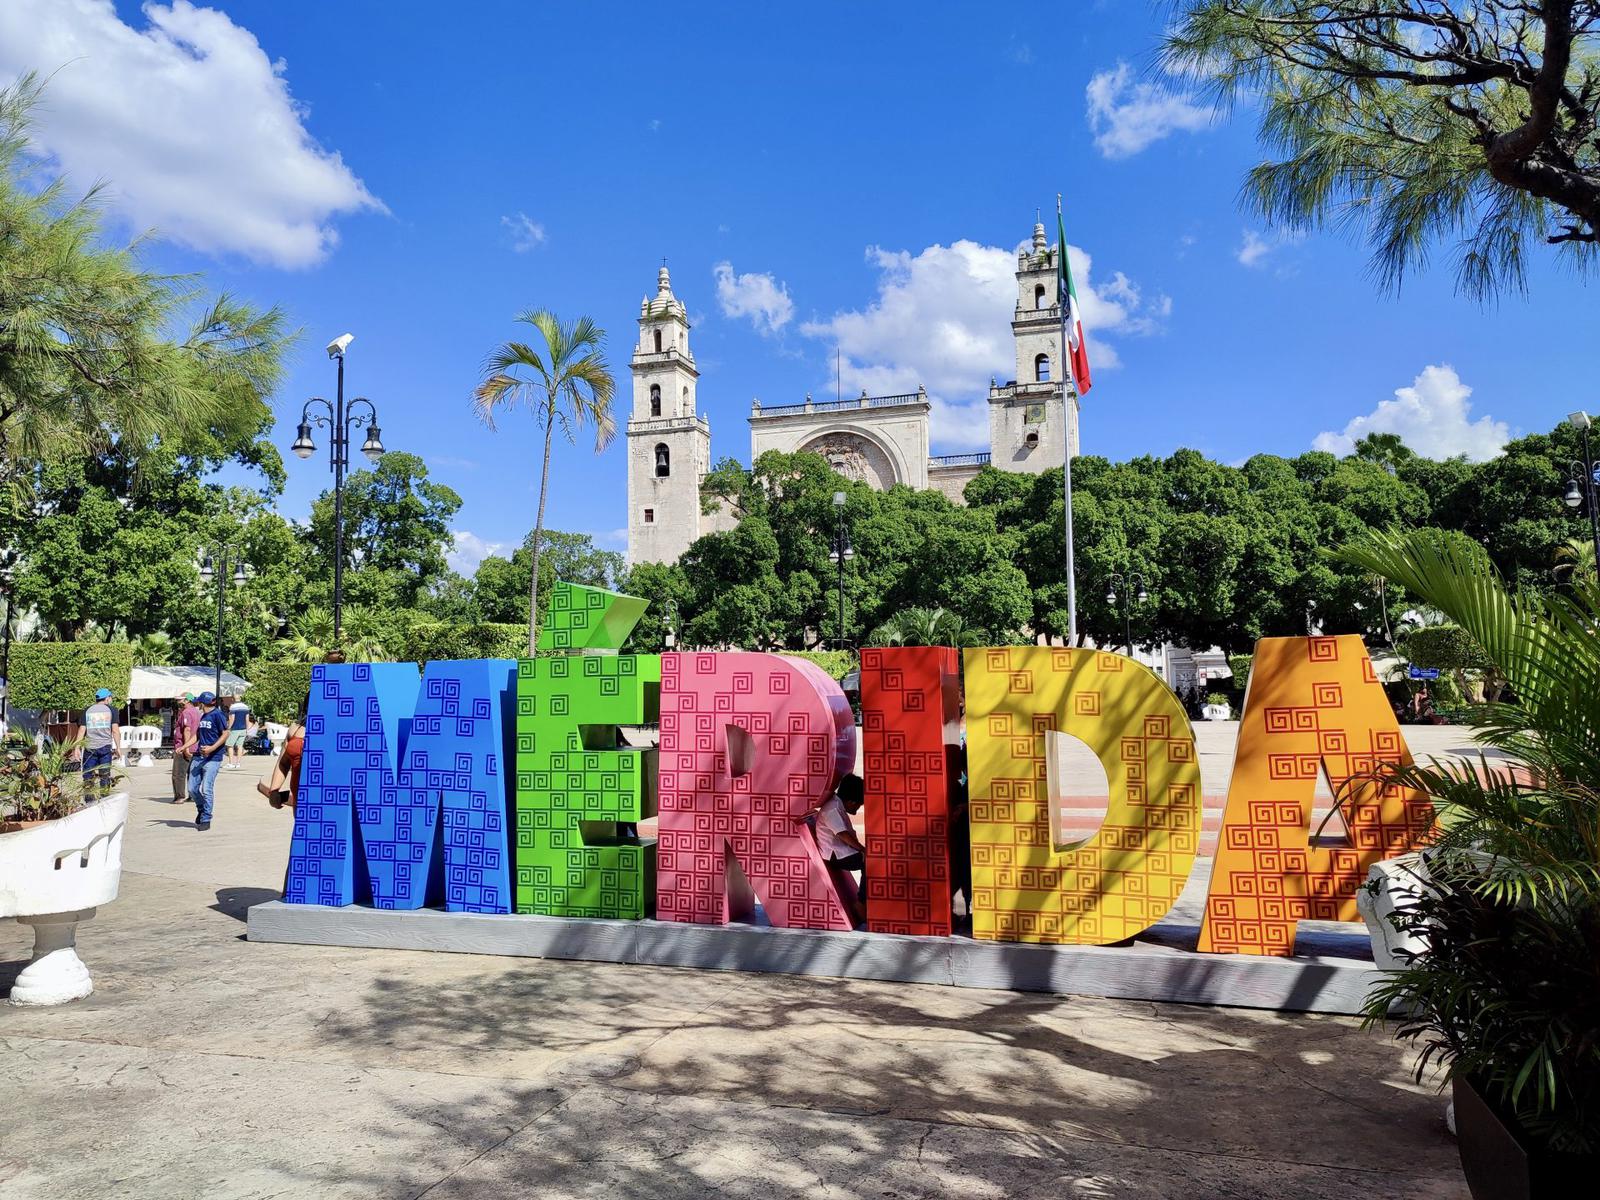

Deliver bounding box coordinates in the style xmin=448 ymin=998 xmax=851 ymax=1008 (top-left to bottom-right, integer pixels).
xmin=653 ymin=329 xmax=663 ymax=353
xmin=1035 ymin=353 xmax=1050 ymax=382
xmin=643 ymin=508 xmax=654 ymax=523
xmin=655 ymin=444 xmax=671 ymax=477
xmin=1034 ymin=284 xmax=1047 ymax=309
xmin=650 ymin=385 xmax=661 ymax=416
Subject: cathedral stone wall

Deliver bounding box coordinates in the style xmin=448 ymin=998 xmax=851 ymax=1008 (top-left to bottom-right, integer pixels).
xmin=748 ymin=392 xmax=930 ymax=491
xmin=625 ymin=217 xmax=1081 ymax=566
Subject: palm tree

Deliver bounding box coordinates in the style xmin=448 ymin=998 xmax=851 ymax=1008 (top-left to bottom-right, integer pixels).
xmin=1338 ymin=528 xmax=1600 ymax=1151
xmin=1552 ymin=536 xmax=1597 ymax=586
xmin=866 ymin=606 xmax=984 ymax=648
xmin=277 ymin=605 xmax=387 ymax=663
xmin=473 ymin=311 xmax=615 ymax=655
xmin=276 ymin=607 xmax=334 ymax=663
xmin=129 ymin=632 xmax=173 ymax=666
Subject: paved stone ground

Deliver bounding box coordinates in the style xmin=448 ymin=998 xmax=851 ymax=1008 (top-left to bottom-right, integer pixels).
xmin=0 ymin=732 xmax=1471 ymax=1199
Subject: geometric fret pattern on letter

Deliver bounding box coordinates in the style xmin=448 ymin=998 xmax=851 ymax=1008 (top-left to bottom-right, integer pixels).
xmin=1198 ymin=635 xmax=1434 ymax=957
xmin=404 ymin=659 xmax=517 ymax=914
xmin=514 ymin=650 xmax=661 ymax=919
xmin=537 ymin=581 xmax=648 ymax=652
xmin=861 ymin=646 xmax=960 ymax=936
xmin=657 ymin=653 xmax=855 ymax=930
xmin=962 ymin=647 xmax=1202 ymax=945
xmin=285 ymin=662 xmax=421 ymax=907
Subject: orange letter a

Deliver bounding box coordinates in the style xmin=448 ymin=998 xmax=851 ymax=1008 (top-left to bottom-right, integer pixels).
xmin=1198 ymin=635 xmax=1434 ymax=957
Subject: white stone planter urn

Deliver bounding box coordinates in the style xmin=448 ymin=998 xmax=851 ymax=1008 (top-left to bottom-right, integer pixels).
xmin=0 ymin=792 xmax=128 ymax=1005
xmin=1355 ymin=851 xmax=1433 ymax=971
xmin=1201 ymin=703 xmax=1231 ymax=721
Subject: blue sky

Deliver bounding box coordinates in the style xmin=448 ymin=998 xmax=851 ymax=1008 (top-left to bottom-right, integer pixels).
xmin=3 ymin=1 xmax=1595 ymax=573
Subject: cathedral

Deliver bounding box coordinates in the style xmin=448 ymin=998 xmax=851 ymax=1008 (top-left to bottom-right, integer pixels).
xmin=626 ymin=218 xmax=1080 ymax=565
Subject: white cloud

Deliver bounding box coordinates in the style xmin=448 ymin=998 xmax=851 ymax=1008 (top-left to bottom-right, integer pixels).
xmin=501 ymin=212 xmax=545 ymax=252
xmin=801 ymin=239 xmax=1165 ymax=451
xmin=713 ymin=261 xmax=794 ymax=335
xmin=1237 ymin=230 xmax=1272 ymax=267
xmin=1235 ymin=227 xmax=1308 ymax=271
xmin=0 ymin=0 xmax=381 ymax=268
xmin=1314 ymin=365 xmax=1509 ymax=462
xmin=447 ymin=531 xmax=511 ymax=576
xmin=1086 ymin=62 xmax=1214 ymax=159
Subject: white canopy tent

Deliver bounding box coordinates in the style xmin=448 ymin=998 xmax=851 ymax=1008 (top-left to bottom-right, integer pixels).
xmin=127 ymin=666 xmax=251 ymax=702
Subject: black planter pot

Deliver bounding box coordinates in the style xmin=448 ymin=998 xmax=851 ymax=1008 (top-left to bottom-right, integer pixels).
xmin=1452 ymin=1076 xmax=1590 ymax=1199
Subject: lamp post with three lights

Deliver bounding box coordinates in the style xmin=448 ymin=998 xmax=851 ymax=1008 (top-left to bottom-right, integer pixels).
xmin=1106 ymin=572 xmax=1149 ymax=658
xmin=829 ymin=491 xmax=855 ymax=648
xmin=290 ymin=334 xmax=385 ymax=644
xmin=198 ymin=547 xmax=248 ymax=698
xmin=1562 ymin=410 xmax=1600 ymax=583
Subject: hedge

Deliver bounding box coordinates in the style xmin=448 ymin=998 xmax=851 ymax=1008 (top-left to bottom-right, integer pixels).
xmin=1399 ymin=625 xmax=1491 ymax=672
xmin=396 ymin=622 xmax=529 ymax=665
xmin=7 ymin=642 xmax=134 ymax=711
xmin=242 ymin=660 xmax=314 ymax=723
xmin=784 ymin=649 xmax=857 ymax=681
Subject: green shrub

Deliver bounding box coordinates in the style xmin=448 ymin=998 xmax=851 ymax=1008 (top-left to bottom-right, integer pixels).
xmin=243 ymin=660 xmax=314 ymax=723
xmin=1226 ymin=652 xmax=1253 ymax=690
xmin=6 ymin=642 xmax=134 ymax=711
xmin=396 ymin=622 xmax=528 ymax=664
xmin=1399 ymin=624 xmax=1491 ymax=672
xmin=783 ymin=649 xmax=857 ymax=681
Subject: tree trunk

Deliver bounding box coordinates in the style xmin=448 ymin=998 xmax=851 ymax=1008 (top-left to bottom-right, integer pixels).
xmin=527 ymin=408 xmax=555 ymax=657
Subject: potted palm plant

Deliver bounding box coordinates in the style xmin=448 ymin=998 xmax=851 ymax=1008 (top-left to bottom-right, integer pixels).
xmin=1340 ymin=529 xmax=1597 ymax=1197
xmin=0 ymin=733 xmax=128 ymax=1005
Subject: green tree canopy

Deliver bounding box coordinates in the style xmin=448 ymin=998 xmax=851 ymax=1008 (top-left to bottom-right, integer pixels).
xmin=1166 ymin=1 xmax=1600 ymax=298
xmin=0 ymin=75 xmax=292 ymax=497
xmin=305 ymin=452 xmax=461 ymax=610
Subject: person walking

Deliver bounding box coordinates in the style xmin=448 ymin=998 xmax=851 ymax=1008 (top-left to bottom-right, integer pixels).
xmin=186 ymin=691 xmax=229 ymax=830
xmin=224 ymin=694 xmax=251 ymax=770
xmin=80 ymin=687 xmax=121 ymax=801
xmin=171 ymin=692 xmax=199 ymax=803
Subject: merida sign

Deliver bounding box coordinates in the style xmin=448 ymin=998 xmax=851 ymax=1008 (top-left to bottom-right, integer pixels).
xmin=284 ymin=584 xmax=1434 ymax=959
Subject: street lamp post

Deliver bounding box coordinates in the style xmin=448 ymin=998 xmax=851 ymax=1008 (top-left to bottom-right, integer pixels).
xmin=1563 ymin=411 xmax=1600 ymax=581
xmin=1105 ymin=572 xmax=1149 ymax=657
xmin=1 ymin=551 xmax=15 ymax=733
xmin=199 ymin=547 xmax=248 ymax=697
xmin=829 ymin=491 xmax=855 ymax=648
xmin=291 ymin=334 xmax=385 ymax=643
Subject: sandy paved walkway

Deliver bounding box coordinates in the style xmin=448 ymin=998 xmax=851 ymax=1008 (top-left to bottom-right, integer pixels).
xmin=0 ymin=732 xmax=1469 ymax=1198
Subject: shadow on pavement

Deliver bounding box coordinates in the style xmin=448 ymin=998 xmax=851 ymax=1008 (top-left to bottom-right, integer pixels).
xmin=212 ymin=886 xmax=281 ymax=923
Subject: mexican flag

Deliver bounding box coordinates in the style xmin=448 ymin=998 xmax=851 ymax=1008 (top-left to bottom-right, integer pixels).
xmin=1057 ymin=210 xmax=1092 ymax=395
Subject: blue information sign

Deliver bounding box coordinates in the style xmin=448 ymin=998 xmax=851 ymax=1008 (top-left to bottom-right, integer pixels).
xmin=1407 ymin=666 xmax=1441 ymax=681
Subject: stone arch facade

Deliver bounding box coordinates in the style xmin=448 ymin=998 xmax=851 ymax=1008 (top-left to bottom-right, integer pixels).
xmin=797 ymin=428 xmax=904 ymax=490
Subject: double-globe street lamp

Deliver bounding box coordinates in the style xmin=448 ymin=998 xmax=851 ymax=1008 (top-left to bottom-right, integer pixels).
xmin=1 ymin=550 xmax=16 ymax=731
xmin=829 ymin=490 xmax=855 ymax=648
xmin=1562 ymin=410 xmax=1600 ymax=581
xmin=290 ymin=334 xmax=385 ymax=643
xmin=199 ymin=546 xmax=249 ymax=697
xmin=1106 ymin=572 xmax=1149 ymax=657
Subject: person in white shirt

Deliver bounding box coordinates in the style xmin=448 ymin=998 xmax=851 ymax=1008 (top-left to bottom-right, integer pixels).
xmin=812 ymin=774 xmax=866 ymax=925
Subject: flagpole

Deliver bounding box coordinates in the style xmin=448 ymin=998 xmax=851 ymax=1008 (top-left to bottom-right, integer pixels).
xmin=1058 ymin=193 xmax=1078 ymax=647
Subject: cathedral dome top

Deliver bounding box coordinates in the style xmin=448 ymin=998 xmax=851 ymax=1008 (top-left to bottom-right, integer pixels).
xmin=1032 ymin=219 xmax=1047 ymax=253
xmin=657 ymin=263 xmax=673 ymax=296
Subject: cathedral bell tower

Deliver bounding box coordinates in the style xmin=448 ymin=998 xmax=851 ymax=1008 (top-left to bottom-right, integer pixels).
xmin=987 ymin=218 xmax=1077 ymax=470
xmin=626 ymin=264 xmax=712 ymax=565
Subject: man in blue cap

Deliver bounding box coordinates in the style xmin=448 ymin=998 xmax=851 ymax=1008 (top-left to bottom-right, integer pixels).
xmin=186 ymin=691 xmax=229 ymax=830
xmin=81 ymin=686 xmax=121 ymax=800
